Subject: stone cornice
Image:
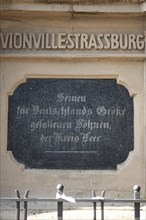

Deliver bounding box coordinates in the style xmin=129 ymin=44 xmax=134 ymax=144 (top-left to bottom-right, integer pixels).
xmin=0 ymin=0 xmax=146 ymax=18
xmin=0 ymin=0 xmax=145 ymax=3
xmin=0 ymin=3 xmax=146 ymax=16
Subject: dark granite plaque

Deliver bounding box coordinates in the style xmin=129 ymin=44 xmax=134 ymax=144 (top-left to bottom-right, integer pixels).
xmin=7 ymin=78 xmax=134 ymax=169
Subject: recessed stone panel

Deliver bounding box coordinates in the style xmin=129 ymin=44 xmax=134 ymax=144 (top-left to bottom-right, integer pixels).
xmin=7 ymin=78 xmax=134 ymax=169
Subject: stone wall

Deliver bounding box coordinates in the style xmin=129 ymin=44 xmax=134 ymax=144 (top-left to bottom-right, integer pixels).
xmin=0 ymin=1 xmax=146 ymax=199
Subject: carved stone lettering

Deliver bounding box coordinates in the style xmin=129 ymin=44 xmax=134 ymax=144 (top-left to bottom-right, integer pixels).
xmin=0 ymin=33 xmax=145 ymax=50
xmin=7 ymin=79 xmax=134 ymax=169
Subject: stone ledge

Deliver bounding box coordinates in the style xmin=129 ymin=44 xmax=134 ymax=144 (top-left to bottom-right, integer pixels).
xmin=1 ymin=53 xmax=146 ymax=61
xmin=0 ymin=0 xmax=145 ymax=4
xmin=0 ymin=3 xmax=146 ymax=15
